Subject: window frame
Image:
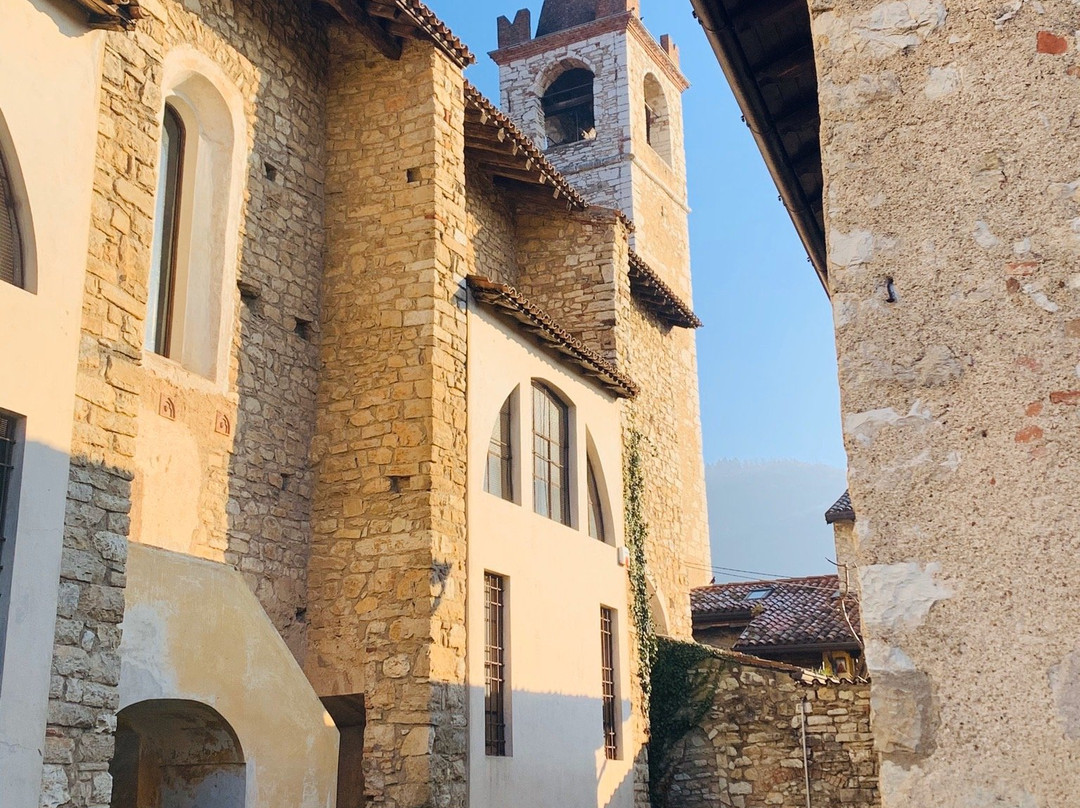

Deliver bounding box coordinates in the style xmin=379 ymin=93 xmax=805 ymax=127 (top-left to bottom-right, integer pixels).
xmin=485 ymin=571 xmax=509 ymax=756
xmin=586 ymin=457 xmax=605 ymax=542
xmin=532 ymin=382 xmax=571 ymax=525
xmin=146 ymin=104 xmax=186 ymax=358
xmin=0 ymin=411 xmax=22 ymax=677
xmin=600 ymin=605 xmax=619 ymax=760
xmin=484 ymin=394 xmax=514 ymax=502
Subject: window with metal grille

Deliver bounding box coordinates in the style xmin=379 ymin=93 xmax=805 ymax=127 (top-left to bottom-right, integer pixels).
xmin=484 ymin=396 xmax=513 ymax=501
xmin=532 ymin=382 xmax=570 ymax=525
xmin=485 ymin=572 xmax=508 ymax=756
xmin=600 ymin=606 xmax=618 ymax=759
xmin=0 ymin=145 xmax=24 ymax=288
xmin=542 ymin=68 xmax=595 ymax=148
xmin=146 ymin=104 xmax=185 ymax=356
xmin=587 ymin=458 xmax=605 ymax=541
xmin=0 ymin=414 xmax=18 ymax=642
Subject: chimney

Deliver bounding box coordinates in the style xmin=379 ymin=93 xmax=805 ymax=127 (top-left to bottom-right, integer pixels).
xmin=660 ymin=34 xmax=679 ymax=65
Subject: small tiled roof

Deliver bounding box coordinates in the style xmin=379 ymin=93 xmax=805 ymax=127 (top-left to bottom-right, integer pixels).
xmin=390 ymin=0 xmax=475 ymax=68
xmin=466 ymin=275 xmax=638 ymax=398
xmin=320 ymin=0 xmax=474 ymax=68
xmin=627 ymin=251 xmax=702 ymax=329
xmin=692 ymin=574 xmax=861 ymax=652
xmin=824 ymin=490 xmax=855 ymax=524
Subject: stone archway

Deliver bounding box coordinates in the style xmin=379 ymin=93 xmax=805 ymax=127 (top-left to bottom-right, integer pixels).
xmin=109 ymin=699 xmax=245 ymax=808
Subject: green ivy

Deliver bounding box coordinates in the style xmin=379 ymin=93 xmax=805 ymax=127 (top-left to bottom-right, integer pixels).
xmin=648 ymin=638 xmax=728 ymax=808
xmin=624 ymin=429 xmax=656 ymax=701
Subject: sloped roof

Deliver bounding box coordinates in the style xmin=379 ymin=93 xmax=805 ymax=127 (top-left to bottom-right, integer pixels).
xmin=692 ymin=574 xmax=861 ymax=651
xmin=72 ymin=0 xmax=144 ymax=30
xmin=627 ymin=251 xmax=701 ymax=329
xmin=825 ymin=490 xmax=855 ymax=524
xmin=466 ymin=275 xmax=638 ymax=398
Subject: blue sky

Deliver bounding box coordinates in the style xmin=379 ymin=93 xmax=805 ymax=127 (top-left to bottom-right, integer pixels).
xmin=425 ymin=0 xmax=846 ymax=471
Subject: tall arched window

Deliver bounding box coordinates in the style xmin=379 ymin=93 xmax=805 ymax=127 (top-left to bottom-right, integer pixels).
xmin=542 ymin=68 xmax=595 ymax=148
xmin=146 ymin=105 xmax=185 ymax=356
xmin=484 ymin=394 xmax=514 ymax=501
xmin=643 ymin=74 xmax=671 ymax=164
xmin=0 ymin=146 xmax=24 ymax=289
xmin=532 ymin=382 xmax=570 ymax=525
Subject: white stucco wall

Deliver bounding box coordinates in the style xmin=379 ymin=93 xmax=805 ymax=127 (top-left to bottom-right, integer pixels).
xmin=119 ymin=543 xmax=338 ymax=808
xmin=466 ymin=305 xmax=635 ymax=808
xmin=0 ymin=4 xmax=104 ymax=807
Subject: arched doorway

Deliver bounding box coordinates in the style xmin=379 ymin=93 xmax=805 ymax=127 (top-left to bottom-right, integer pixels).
xmin=109 ymin=699 xmax=246 ymax=808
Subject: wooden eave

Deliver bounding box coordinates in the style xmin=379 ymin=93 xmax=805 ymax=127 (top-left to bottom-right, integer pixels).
xmin=690 ymin=0 xmax=827 ymax=292
xmin=464 ymin=83 xmax=588 ymax=209
xmin=72 ymin=0 xmax=144 ymax=30
xmin=316 ymin=0 xmax=475 ymax=67
xmin=628 ymin=251 xmax=702 ymax=329
xmin=467 ymin=275 xmax=638 ymax=399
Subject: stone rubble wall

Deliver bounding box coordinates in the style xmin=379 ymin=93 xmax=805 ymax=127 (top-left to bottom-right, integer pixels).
xmin=306 ymin=26 xmax=469 ymax=808
xmin=668 ymin=657 xmax=878 ymax=808
xmin=814 ymin=0 xmax=1080 ymax=804
xmin=48 ymin=0 xmax=328 ymax=805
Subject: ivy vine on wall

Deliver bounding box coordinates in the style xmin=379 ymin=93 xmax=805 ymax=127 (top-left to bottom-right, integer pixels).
xmin=648 ymin=638 xmax=727 ymax=808
xmin=624 ymin=428 xmax=656 ymax=701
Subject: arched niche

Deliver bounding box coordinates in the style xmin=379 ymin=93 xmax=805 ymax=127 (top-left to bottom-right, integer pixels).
xmin=109 ymin=699 xmax=246 ymax=808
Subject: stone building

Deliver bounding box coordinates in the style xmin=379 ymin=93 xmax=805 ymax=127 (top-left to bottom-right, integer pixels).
xmin=0 ymin=1 xmax=709 ymax=808
xmin=692 ymin=0 xmax=1080 ymax=804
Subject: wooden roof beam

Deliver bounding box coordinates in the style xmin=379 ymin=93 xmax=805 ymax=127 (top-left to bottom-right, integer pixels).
xmin=319 ymin=0 xmax=402 ymax=60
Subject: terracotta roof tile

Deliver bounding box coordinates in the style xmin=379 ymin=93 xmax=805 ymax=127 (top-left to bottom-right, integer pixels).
xmin=627 ymin=251 xmax=702 ymax=329
xmin=466 ymin=275 xmax=638 ymax=398
xmin=692 ymin=574 xmax=861 ymax=651
xmin=825 ymin=490 xmax=855 ymax=523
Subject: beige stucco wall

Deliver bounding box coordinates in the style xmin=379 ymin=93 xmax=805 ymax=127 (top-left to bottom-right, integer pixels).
xmin=119 ymin=543 xmax=338 ymax=808
xmin=813 ymin=0 xmax=1080 ymax=804
xmin=0 ymin=4 xmax=103 ymax=808
xmin=466 ymin=305 xmax=635 ymax=808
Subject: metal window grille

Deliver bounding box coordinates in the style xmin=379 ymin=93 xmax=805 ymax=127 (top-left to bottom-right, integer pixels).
xmin=645 ymin=101 xmax=656 ymax=146
xmin=0 ymin=415 xmax=16 ymax=594
xmin=485 ymin=572 xmax=507 ymax=756
xmin=0 ymin=148 xmax=23 ymax=288
xmin=484 ymin=397 xmax=513 ymax=501
xmin=532 ymin=383 xmax=569 ymax=525
xmin=587 ymin=459 xmax=605 ymax=541
xmin=600 ymin=606 xmax=618 ymax=759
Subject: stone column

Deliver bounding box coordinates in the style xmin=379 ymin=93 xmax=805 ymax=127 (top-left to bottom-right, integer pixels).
xmin=307 ymin=25 xmax=469 ymax=808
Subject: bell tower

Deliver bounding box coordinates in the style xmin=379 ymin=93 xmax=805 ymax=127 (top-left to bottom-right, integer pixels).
xmin=492 ymin=0 xmax=693 ymax=300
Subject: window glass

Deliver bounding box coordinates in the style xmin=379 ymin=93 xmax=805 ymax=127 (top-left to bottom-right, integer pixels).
xmin=600 ymin=606 xmax=618 ymax=759
xmin=587 ymin=458 xmax=605 ymax=541
xmin=484 ymin=396 xmax=513 ymax=501
xmin=146 ymin=106 xmax=185 ymax=356
xmin=0 ymin=147 xmax=23 ymax=288
xmin=542 ymin=68 xmax=595 ymax=148
xmin=532 ymin=383 xmax=569 ymax=525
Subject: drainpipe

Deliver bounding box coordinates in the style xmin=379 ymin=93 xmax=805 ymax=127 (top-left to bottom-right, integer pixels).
xmin=800 ymin=697 xmax=812 ymax=808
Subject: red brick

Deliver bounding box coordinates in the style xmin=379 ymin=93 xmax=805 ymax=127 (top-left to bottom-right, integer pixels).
xmin=1005 ymin=261 xmax=1039 ymax=276
xmin=1050 ymin=390 xmax=1080 ymax=405
xmin=1015 ymin=356 xmax=1042 ymax=371
xmin=1025 ymin=401 xmax=1043 ymax=416
xmin=1015 ymin=425 xmax=1044 ymax=443
xmin=1037 ymin=31 xmax=1069 ymax=55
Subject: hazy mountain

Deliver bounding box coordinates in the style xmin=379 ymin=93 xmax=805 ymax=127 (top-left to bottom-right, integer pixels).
xmin=704 ymin=459 xmax=847 ymax=581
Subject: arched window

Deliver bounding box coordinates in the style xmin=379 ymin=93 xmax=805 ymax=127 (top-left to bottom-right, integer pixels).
xmin=146 ymin=105 xmax=184 ymax=356
xmin=542 ymin=68 xmax=595 ymax=148
xmin=532 ymin=382 xmax=570 ymax=525
xmin=643 ymin=74 xmax=671 ymax=164
xmin=587 ymin=458 xmax=605 ymax=541
xmin=484 ymin=394 xmax=514 ymax=501
xmin=0 ymin=145 xmax=24 ymax=289
xmin=147 ymin=59 xmax=243 ymax=381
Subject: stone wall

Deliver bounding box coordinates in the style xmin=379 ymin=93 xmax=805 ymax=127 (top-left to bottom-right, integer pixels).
xmin=666 ymin=654 xmax=878 ymax=808
xmin=306 ymin=26 xmax=469 ymax=808
xmin=813 ymin=0 xmax=1080 ymax=804
xmin=47 ymin=0 xmax=328 ymax=805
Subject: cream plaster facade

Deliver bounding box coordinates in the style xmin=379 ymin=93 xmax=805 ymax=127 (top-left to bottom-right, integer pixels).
xmin=466 ymin=307 xmax=634 ymax=808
